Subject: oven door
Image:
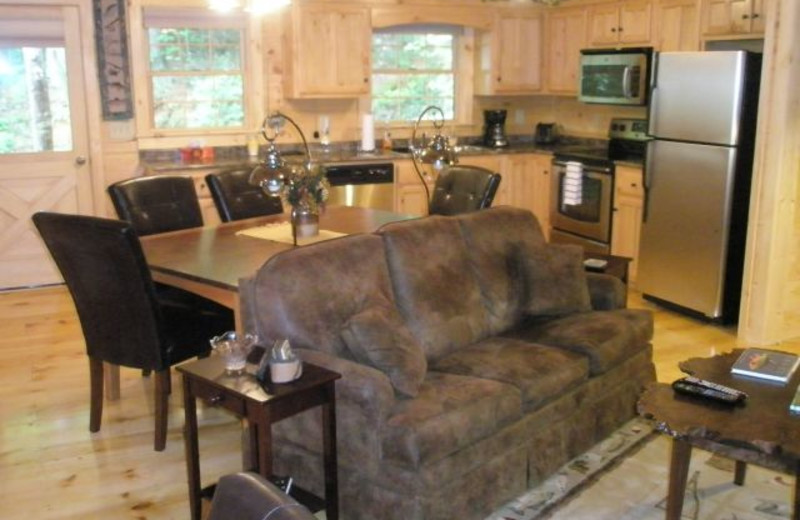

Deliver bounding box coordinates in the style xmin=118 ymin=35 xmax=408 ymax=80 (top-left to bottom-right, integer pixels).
xmin=549 ymin=160 xmax=613 ymax=243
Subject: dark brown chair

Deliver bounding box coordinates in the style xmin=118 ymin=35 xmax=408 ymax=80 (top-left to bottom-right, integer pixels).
xmin=32 ymin=212 xmax=230 ymax=451
xmin=428 ymin=164 xmax=502 ymax=216
xmin=207 ymin=473 xmax=316 ymax=520
xmin=107 ymin=175 xmax=203 ymax=235
xmin=206 ymin=167 xmax=284 ymax=222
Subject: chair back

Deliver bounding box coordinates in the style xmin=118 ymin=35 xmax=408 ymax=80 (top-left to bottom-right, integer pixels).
xmin=429 ymin=165 xmax=502 ymax=216
xmin=32 ymin=212 xmax=168 ymax=370
xmin=206 ymin=168 xmax=284 ymax=222
xmin=108 ymin=176 xmax=203 ymax=235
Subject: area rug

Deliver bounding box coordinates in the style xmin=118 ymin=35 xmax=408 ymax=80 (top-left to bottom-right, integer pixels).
xmin=489 ymin=418 xmax=794 ymax=520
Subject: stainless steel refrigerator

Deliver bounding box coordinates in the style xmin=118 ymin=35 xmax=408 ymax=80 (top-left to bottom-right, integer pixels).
xmin=638 ymin=51 xmax=762 ymax=323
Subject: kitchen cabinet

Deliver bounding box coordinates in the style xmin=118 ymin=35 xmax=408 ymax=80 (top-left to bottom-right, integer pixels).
xmin=654 ymin=0 xmax=701 ymax=51
xmin=285 ymin=3 xmax=371 ymax=98
xmin=394 ymin=159 xmax=433 ymax=217
xmin=701 ymin=0 xmax=767 ymax=36
xmin=498 ymin=153 xmax=552 ymax=239
xmin=611 ymin=165 xmax=644 ymax=283
xmin=545 ymin=7 xmax=587 ymax=94
xmin=587 ymin=1 xmax=653 ymax=47
xmin=476 ymin=9 xmax=544 ymax=95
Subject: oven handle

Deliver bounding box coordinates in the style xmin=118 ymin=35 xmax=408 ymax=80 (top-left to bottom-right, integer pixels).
xmin=552 ymin=159 xmax=613 ymax=175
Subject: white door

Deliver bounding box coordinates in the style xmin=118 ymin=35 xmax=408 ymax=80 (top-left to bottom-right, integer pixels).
xmin=0 ymin=5 xmax=93 ymax=289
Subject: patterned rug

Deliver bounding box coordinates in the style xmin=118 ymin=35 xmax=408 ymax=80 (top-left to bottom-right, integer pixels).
xmin=488 ymin=418 xmax=795 ymax=520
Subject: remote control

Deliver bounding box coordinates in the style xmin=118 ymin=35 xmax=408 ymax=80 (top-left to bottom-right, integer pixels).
xmin=672 ymin=377 xmax=747 ymax=404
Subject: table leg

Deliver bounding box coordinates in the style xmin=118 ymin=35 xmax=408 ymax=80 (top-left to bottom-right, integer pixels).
xmin=250 ymin=405 xmax=273 ymax=479
xmin=244 ymin=420 xmax=258 ymax=471
xmin=666 ymin=439 xmax=692 ymax=520
xmin=182 ymin=377 xmax=202 ymax=520
xmin=734 ymin=460 xmax=747 ymax=485
xmin=322 ymin=382 xmax=339 ymax=520
xmin=793 ymin=460 xmax=799 ymax=520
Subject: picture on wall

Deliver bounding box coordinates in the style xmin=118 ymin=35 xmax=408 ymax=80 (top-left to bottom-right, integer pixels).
xmin=93 ymin=0 xmax=133 ymax=120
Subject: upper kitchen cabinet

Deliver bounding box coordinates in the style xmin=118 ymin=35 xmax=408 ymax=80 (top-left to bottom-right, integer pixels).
xmin=284 ymin=3 xmax=371 ymax=98
xmin=701 ymin=0 xmax=768 ymax=37
xmin=587 ymin=1 xmax=653 ymax=47
xmin=653 ymin=0 xmax=701 ymax=51
xmin=476 ymin=9 xmax=544 ymax=95
xmin=545 ymin=7 xmax=587 ymax=94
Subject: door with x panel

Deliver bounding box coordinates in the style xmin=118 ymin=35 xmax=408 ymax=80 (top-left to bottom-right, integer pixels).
xmin=0 ymin=4 xmax=93 ymax=289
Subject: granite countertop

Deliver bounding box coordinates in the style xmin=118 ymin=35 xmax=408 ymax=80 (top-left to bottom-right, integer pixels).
xmin=141 ymin=136 xmax=643 ymax=173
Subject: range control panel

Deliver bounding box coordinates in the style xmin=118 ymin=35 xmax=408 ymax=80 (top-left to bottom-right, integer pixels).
xmin=608 ymin=118 xmax=649 ymax=141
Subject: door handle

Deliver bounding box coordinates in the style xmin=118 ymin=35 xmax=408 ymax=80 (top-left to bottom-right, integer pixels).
xmin=75 ymin=156 xmax=87 ymax=166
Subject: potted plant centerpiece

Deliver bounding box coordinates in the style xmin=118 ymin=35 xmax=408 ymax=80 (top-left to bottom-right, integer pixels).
xmin=249 ymin=112 xmax=330 ymax=241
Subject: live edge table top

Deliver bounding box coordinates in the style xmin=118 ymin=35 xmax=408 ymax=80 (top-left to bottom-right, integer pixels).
xmin=637 ymin=349 xmax=800 ymax=474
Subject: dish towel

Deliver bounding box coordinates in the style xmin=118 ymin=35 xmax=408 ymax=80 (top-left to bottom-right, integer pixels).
xmin=562 ymin=161 xmax=583 ymax=206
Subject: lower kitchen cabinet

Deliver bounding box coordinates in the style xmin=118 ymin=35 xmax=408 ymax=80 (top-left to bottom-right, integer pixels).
xmin=394 ymin=159 xmax=433 ymax=217
xmin=611 ymin=164 xmax=644 ymax=284
xmin=498 ymin=153 xmax=552 ymax=240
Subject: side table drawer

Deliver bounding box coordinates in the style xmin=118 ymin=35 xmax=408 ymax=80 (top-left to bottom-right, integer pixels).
xmin=190 ymin=381 xmax=246 ymax=416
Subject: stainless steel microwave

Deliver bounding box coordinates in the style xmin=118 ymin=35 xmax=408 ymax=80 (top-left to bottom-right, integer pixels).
xmin=579 ymin=47 xmax=653 ymax=106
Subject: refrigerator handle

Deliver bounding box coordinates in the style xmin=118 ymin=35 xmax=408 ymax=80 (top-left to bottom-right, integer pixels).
xmin=622 ymin=66 xmax=633 ymax=99
xmin=646 ymin=52 xmax=659 ymax=135
xmin=642 ymin=141 xmax=655 ymax=222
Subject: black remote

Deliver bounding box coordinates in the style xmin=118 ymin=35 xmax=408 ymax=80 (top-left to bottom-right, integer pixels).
xmin=672 ymin=377 xmax=747 ymax=404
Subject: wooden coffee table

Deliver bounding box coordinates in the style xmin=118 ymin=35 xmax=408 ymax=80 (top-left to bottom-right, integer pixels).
xmin=638 ymin=349 xmax=800 ymax=520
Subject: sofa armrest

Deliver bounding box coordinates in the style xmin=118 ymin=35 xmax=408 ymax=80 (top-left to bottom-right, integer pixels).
xmin=586 ymin=272 xmax=627 ymax=310
xmin=296 ymin=348 xmax=395 ymax=426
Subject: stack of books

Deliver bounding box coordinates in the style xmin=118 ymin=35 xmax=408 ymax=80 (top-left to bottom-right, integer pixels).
xmin=730 ymin=348 xmax=800 ymax=413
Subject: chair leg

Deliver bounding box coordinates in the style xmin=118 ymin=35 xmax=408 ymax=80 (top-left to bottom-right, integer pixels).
xmin=89 ymin=358 xmax=104 ymax=432
xmin=154 ymin=368 xmax=170 ymax=451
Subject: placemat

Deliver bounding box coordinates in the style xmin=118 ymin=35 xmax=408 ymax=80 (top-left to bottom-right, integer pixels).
xmin=236 ymin=222 xmax=346 ymax=246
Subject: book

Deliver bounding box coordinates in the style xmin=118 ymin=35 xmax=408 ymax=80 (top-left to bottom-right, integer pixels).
xmin=730 ymin=348 xmax=800 ymax=383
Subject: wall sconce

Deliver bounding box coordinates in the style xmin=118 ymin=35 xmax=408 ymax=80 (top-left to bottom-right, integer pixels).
xmin=410 ymin=105 xmax=459 ymax=213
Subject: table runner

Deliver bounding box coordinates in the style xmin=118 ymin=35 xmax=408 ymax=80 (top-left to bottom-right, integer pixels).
xmin=236 ymin=222 xmax=346 ymax=246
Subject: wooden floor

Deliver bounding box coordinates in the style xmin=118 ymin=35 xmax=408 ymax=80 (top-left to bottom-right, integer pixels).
xmin=1 ymin=286 xmax=798 ymax=519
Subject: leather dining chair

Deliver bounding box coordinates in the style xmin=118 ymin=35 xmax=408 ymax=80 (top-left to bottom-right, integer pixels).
xmin=205 ymin=167 xmax=284 ymax=222
xmin=107 ymin=175 xmax=204 ymax=235
xmin=428 ymin=164 xmax=502 ymax=216
xmin=32 ymin=212 xmax=231 ymax=451
xmin=207 ymin=473 xmax=316 ymax=520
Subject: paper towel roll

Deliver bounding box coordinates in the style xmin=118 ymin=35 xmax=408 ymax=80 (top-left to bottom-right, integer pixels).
xmin=361 ymin=114 xmax=375 ymax=152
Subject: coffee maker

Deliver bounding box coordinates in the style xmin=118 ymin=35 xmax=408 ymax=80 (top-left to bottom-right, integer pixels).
xmin=482 ymin=109 xmax=509 ymax=148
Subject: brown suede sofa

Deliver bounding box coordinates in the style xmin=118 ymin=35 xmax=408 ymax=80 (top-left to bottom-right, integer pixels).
xmin=240 ymin=206 xmax=656 ymax=520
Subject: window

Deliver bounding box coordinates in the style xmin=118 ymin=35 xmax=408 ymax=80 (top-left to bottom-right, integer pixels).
xmin=371 ymin=27 xmax=457 ymax=123
xmin=144 ymin=10 xmax=246 ymax=131
xmin=0 ymin=46 xmax=72 ymax=154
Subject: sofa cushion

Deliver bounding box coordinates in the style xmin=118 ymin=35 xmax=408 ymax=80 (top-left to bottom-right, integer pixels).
xmin=249 ymin=234 xmax=396 ymax=357
xmin=523 ymin=243 xmax=592 ymax=316
xmin=378 ymin=216 xmax=490 ymax=361
xmin=456 ymin=207 xmax=547 ymax=334
xmin=381 ymin=371 xmax=521 ymax=469
xmin=341 ymin=306 xmax=427 ymax=398
xmin=431 ymin=337 xmax=589 ymax=412
xmin=505 ymin=309 xmax=654 ymax=375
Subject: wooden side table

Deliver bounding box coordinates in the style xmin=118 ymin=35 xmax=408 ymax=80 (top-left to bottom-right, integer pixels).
xmin=638 ymin=350 xmax=800 ymax=520
xmin=178 ymin=355 xmax=341 ymax=520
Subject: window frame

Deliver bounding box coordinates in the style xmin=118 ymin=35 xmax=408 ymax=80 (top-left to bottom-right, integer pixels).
xmin=130 ymin=6 xmax=263 ymax=145
xmin=370 ymin=24 xmax=473 ymax=128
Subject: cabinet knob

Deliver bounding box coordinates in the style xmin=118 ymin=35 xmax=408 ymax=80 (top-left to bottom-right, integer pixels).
xmin=752 ymin=13 xmax=760 ymax=18
xmin=363 ymin=77 xmax=369 ymax=83
xmin=742 ymin=14 xmax=750 ymax=19
xmin=497 ymin=76 xmax=502 ymax=82
xmin=618 ymin=26 xmax=623 ymax=32
xmin=611 ymin=27 xmax=617 ymax=32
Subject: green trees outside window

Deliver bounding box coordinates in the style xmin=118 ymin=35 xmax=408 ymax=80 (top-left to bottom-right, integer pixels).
xmin=148 ymin=27 xmax=244 ymax=130
xmin=371 ymin=32 xmax=455 ymax=122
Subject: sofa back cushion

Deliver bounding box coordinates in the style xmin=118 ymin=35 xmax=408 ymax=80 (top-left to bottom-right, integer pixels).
xmin=456 ymin=207 xmax=546 ymax=334
xmin=248 ymin=234 xmax=395 ymax=357
xmin=378 ymin=216 xmax=490 ymax=361
xmin=523 ymin=243 xmax=592 ymax=316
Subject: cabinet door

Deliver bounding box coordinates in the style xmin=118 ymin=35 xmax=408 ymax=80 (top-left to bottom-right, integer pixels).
xmin=654 ymin=0 xmax=700 ymax=51
xmin=619 ymin=1 xmax=653 ymax=44
xmin=702 ymin=0 xmax=755 ymax=35
xmin=495 ymin=12 xmax=544 ymax=93
xmin=530 ymin=154 xmax=552 ymax=240
xmin=545 ymin=7 xmax=587 ymax=94
xmin=290 ymin=4 xmax=371 ymax=98
xmin=749 ymin=0 xmax=767 ymax=33
xmin=394 ymin=160 xmax=432 ymax=216
xmin=611 ymin=165 xmax=644 ymax=283
xmin=588 ymin=3 xmax=622 ymax=46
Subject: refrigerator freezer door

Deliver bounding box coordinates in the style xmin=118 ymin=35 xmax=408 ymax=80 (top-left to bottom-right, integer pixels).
xmin=649 ymin=51 xmax=746 ymax=146
xmin=638 ymin=140 xmax=737 ymax=318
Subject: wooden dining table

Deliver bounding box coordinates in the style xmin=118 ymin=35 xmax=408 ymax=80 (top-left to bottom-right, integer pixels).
xmin=140 ymin=205 xmax=415 ymax=330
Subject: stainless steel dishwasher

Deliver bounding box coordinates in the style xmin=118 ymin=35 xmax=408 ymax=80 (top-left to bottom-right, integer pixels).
xmin=323 ymin=162 xmax=395 ymax=211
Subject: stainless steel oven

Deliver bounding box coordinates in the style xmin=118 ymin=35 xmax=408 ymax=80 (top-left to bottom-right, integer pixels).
xmin=549 ymin=156 xmax=614 ymax=254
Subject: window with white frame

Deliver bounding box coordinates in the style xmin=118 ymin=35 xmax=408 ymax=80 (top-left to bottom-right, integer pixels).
xmin=144 ymin=10 xmax=245 ymax=131
xmin=371 ymin=26 xmax=458 ymax=123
